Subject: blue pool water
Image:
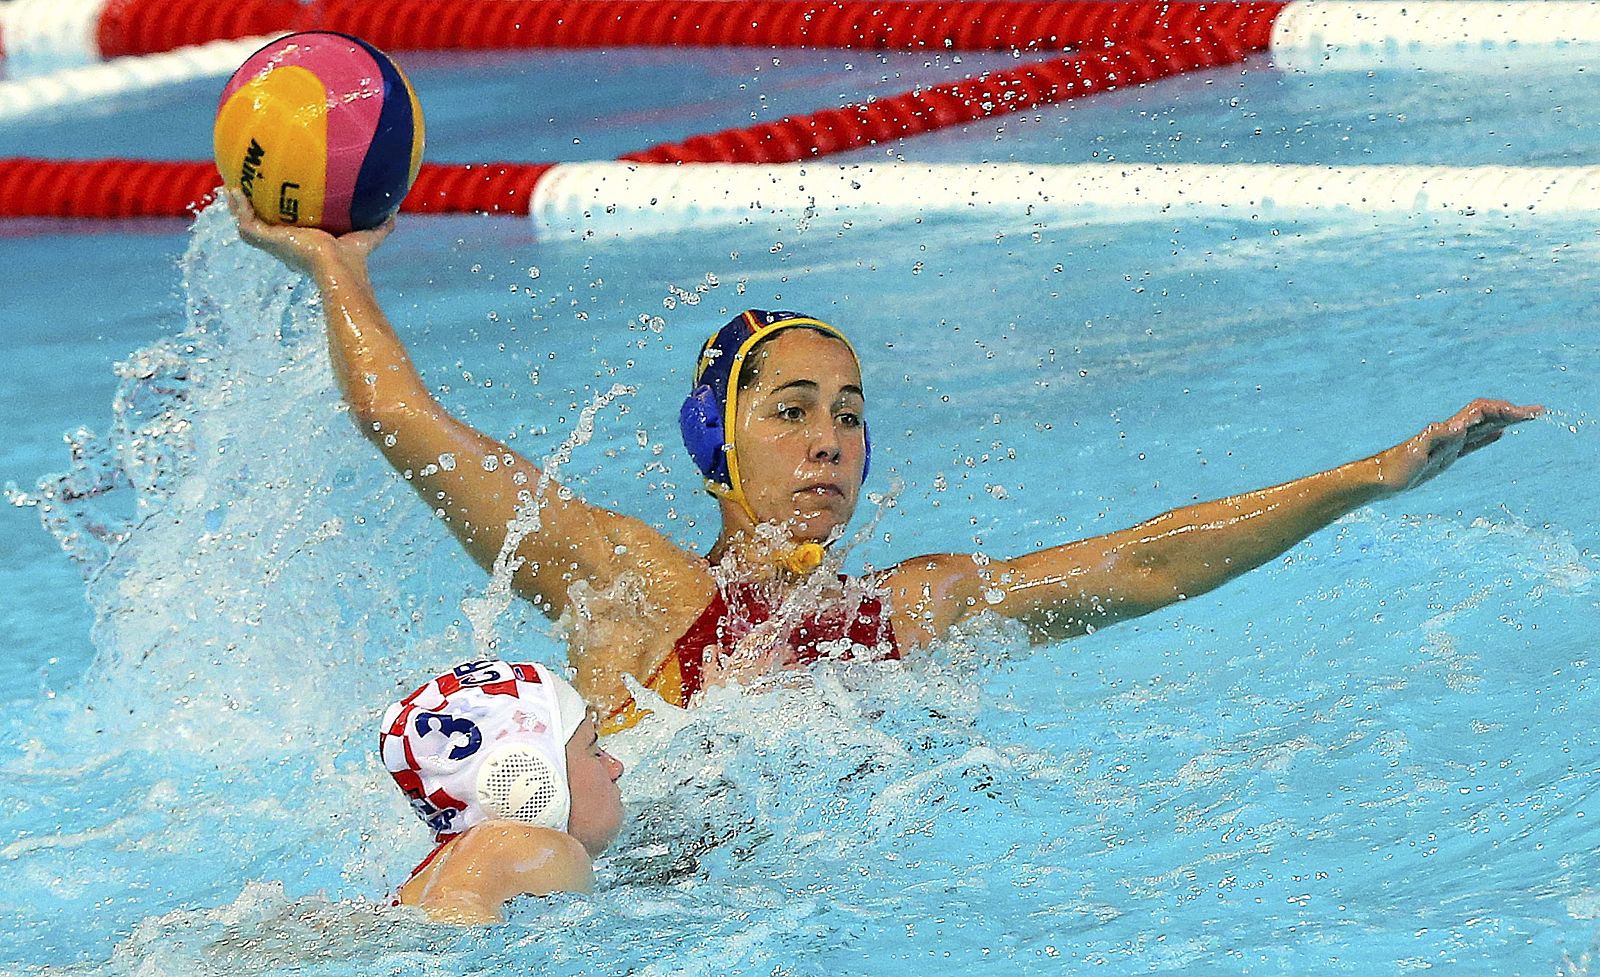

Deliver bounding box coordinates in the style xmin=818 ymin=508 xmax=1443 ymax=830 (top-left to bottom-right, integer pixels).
xmin=3 ymin=45 xmax=1598 ymax=975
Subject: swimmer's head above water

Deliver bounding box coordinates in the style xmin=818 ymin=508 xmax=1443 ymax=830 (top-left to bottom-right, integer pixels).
xmin=682 ymin=310 xmax=871 ymax=569
xmin=380 ymin=657 xmax=623 ymax=852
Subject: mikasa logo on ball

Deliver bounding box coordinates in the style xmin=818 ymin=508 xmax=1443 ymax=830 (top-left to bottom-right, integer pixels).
xmin=237 ymin=138 xmax=265 ymax=199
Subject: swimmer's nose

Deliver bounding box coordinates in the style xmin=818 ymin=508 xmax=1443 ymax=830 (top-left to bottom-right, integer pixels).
xmin=809 ymin=422 xmax=841 ymax=464
xmin=604 ymin=750 xmax=624 ymax=781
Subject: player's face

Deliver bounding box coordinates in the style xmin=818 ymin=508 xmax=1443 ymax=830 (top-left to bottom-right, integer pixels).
xmin=733 ymin=329 xmax=866 ymax=542
xmin=564 ymin=718 xmax=625 ymax=856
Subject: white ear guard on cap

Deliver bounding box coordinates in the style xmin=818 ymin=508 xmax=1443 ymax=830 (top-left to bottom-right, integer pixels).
xmin=379 ymin=659 xmax=588 ymax=841
xmin=477 ymin=743 xmax=567 ymax=829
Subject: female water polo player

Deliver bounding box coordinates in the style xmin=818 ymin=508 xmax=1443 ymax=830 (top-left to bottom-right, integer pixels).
xmin=381 ymin=658 xmax=625 ymax=923
xmin=230 ymin=195 xmax=1542 ymax=730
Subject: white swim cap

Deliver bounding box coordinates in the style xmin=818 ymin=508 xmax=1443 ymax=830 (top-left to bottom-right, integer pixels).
xmin=379 ymin=659 xmax=588 ymax=841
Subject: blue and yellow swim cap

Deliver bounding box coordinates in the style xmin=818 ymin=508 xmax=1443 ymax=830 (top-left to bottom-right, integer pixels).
xmin=679 ymin=309 xmax=871 ymax=506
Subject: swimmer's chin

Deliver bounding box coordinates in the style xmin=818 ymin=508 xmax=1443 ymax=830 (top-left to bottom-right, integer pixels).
xmin=782 ymin=509 xmax=851 ymax=544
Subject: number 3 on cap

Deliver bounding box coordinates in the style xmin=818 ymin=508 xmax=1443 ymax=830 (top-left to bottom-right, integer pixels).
xmin=414 ymin=712 xmax=482 ymax=760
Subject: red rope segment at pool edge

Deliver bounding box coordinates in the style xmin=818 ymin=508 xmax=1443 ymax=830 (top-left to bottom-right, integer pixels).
xmin=0 ymin=159 xmax=218 ymax=218
xmin=407 ymin=163 xmax=556 ymax=214
xmin=0 ymin=33 xmax=1239 ymax=216
xmin=92 ymin=0 xmax=1287 ymax=58
xmin=0 ymin=159 xmax=553 ymax=218
xmin=623 ymin=33 xmax=1243 ymax=164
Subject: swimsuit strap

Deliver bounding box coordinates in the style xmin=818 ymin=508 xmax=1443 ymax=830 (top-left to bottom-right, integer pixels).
xmin=391 ymin=835 xmax=456 ymax=907
xmin=408 ymin=835 xmax=455 ymax=881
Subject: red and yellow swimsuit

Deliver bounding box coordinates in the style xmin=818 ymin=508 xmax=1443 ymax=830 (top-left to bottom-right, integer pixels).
xmin=602 ymin=577 xmax=900 ymax=733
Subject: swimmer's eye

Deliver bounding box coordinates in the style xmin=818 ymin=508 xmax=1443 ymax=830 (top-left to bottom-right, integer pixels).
xmin=836 ymin=411 xmax=862 ymax=429
xmin=776 ymin=404 xmax=806 ymax=422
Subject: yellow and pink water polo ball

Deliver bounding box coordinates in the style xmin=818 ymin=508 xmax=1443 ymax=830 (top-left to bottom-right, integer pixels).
xmin=214 ymin=32 xmax=425 ymax=234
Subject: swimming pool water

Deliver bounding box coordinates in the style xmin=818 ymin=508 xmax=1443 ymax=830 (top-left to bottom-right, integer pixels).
xmin=4 ymin=45 xmax=1597 ymax=165
xmin=2 ymin=45 xmax=1597 ymax=976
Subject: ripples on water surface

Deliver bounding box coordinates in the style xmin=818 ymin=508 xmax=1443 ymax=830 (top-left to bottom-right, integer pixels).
xmin=1 ymin=183 xmax=1596 ymax=975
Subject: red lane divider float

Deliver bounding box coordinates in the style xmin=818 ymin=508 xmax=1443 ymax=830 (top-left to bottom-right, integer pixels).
xmin=93 ymin=0 xmax=1285 ymax=58
xmin=0 ymin=159 xmax=218 ymax=218
xmin=623 ymin=33 xmax=1243 ymax=164
xmin=0 ymin=159 xmax=552 ymax=218
xmin=0 ymin=25 xmax=1246 ymax=220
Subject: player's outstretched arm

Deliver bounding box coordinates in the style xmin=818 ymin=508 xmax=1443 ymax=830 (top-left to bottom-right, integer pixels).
xmin=885 ymin=399 xmax=1542 ymax=646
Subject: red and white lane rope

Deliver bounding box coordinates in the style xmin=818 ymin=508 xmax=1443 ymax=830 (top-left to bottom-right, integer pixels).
xmin=3 ymin=158 xmax=1596 ymax=225
xmin=91 ymin=0 xmax=1287 ymax=59
xmin=622 ymin=35 xmax=1246 ymax=164
xmin=0 ymin=30 xmax=1256 ymax=215
xmin=529 ymin=162 xmax=1600 ymax=236
xmin=9 ymin=0 xmax=1599 ymax=68
xmin=0 ymin=0 xmax=1592 ymax=125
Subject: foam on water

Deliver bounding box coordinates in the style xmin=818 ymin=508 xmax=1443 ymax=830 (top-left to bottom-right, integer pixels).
xmin=4 ymin=202 xmax=1038 ymax=974
xmin=24 ymin=600 xmax=1028 ymax=973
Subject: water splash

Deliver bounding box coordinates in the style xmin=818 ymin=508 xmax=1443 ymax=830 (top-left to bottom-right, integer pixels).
xmin=4 ymin=204 xmax=501 ymax=962
xmin=15 ymin=203 xmax=422 ymax=757
xmin=460 ymin=381 xmax=636 ymax=660
xmin=1539 ymin=406 xmax=1598 ymax=438
xmin=14 ymin=202 xmax=1599 ymax=976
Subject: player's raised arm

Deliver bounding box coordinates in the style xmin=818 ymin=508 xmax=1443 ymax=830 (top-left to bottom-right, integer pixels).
xmin=228 ymin=192 xmax=696 ymax=621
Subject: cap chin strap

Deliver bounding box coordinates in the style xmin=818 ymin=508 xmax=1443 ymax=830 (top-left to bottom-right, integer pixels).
xmin=778 ymin=542 xmax=826 ymax=575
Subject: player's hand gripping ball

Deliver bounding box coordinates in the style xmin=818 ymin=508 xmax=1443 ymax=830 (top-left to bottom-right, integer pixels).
xmin=215 ymin=31 xmax=425 ymax=234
